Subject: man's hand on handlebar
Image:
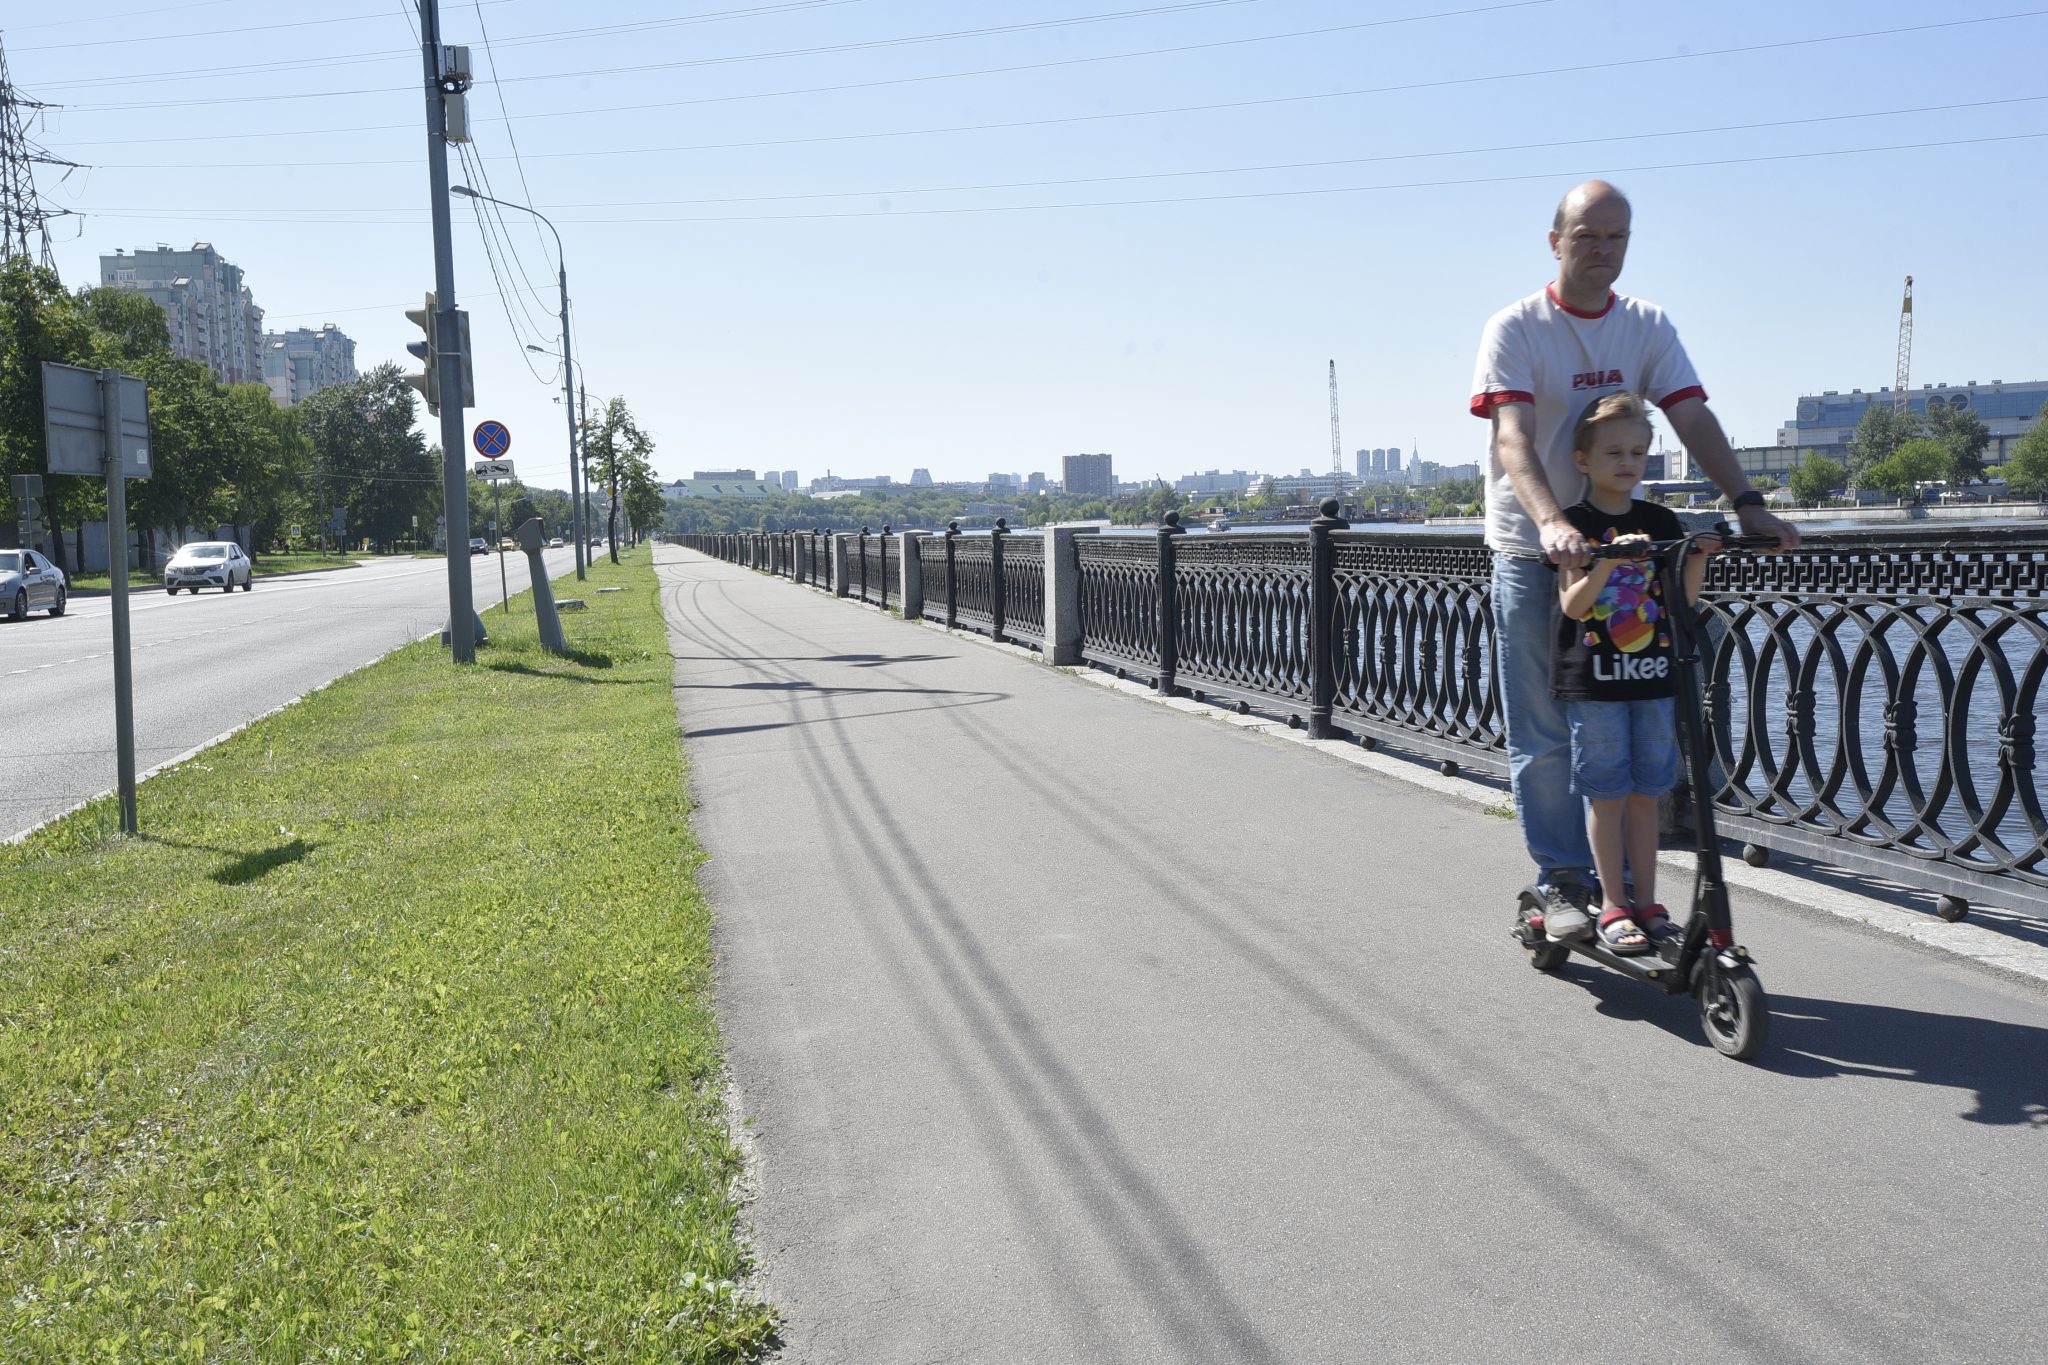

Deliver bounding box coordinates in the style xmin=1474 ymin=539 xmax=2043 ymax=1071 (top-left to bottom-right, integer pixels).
xmin=1541 ymin=517 xmax=1590 ymax=570
xmin=1735 ymin=501 xmax=1801 ymax=551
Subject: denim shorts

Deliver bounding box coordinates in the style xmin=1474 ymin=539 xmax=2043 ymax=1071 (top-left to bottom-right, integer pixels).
xmin=1566 ymin=695 xmax=1679 ymax=800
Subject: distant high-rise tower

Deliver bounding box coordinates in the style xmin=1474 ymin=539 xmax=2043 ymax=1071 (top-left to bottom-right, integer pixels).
xmin=1063 ymin=452 xmax=1114 ymax=498
xmin=1386 ymin=447 xmax=1402 ymax=474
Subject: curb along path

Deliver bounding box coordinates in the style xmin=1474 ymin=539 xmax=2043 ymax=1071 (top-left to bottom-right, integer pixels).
xmin=658 ymin=544 xmax=2048 ymax=1365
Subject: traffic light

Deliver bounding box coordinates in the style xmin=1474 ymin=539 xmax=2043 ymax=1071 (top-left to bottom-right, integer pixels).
xmin=402 ymin=293 xmax=475 ymax=417
xmin=404 ymin=292 xmax=439 ymax=415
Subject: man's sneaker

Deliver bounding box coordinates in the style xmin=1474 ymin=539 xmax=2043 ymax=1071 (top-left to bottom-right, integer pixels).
xmin=1537 ymin=881 xmax=1593 ymax=942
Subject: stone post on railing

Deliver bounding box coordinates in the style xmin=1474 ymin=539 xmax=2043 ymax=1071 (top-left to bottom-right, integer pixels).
xmin=833 ymin=532 xmax=853 ymax=597
xmin=990 ymin=517 xmax=1009 ymax=643
xmin=901 ymin=528 xmax=929 ymax=619
xmin=1042 ymin=522 xmax=1100 ymax=666
xmin=1155 ymin=510 xmax=1185 ymax=695
xmin=1308 ymin=497 xmax=1351 ymax=739
xmin=943 ymin=521 xmax=960 ymax=629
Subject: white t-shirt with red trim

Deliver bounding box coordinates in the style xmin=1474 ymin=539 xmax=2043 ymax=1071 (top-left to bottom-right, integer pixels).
xmin=1469 ymin=285 xmax=1704 ymax=555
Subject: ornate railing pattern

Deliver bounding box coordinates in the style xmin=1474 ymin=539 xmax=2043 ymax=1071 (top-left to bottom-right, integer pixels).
xmin=1173 ymin=535 xmax=1312 ymax=708
xmin=673 ymin=520 xmax=2048 ymax=921
xmin=1077 ymin=535 xmax=1161 ymax=677
xmin=1331 ymin=535 xmax=1504 ymax=774
xmin=952 ymin=535 xmax=998 ymax=638
xmin=1002 ymin=535 xmax=1047 ymax=649
xmin=858 ymin=529 xmax=890 ymax=609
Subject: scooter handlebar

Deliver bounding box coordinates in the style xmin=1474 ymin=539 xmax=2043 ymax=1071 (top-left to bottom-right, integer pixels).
xmin=1585 ymin=527 xmax=1781 ymax=560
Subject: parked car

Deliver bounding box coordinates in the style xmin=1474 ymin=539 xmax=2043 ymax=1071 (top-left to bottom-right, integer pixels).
xmin=469 ymin=537 xmax=489 ymax=555
xmin=548 ymin=536 xmax=564 ymax=548
xmin=1 ymin=547 xmax=66 ymax=620
xmin=164 ymin=541 xmax=253 ymax=594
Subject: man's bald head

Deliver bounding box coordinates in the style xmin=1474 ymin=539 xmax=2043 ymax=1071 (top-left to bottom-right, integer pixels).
xmin=1553 ymin=180 xmax=1631 ymax=234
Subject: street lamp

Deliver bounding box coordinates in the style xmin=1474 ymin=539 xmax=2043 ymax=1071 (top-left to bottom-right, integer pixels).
xmin=449 ymin=183 xmax=588 ymax=579
xmin=528 ymin=343 xmax=596 ymax=562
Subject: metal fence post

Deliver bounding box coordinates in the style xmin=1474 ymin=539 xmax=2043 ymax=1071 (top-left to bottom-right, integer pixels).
xmin=1309 ymin=497 xmax=1350 ymax=738
xmin=858 ymin=526 xmax=870 ymax=602
xmin=990 ymin=517 xmax=1009 ymax=642
xmin=1156 ymin=510 xmax=1185 ymax=694
xmin=880 ymin=523 xmax=892 ymax=611
xmin=944 ymin=521 xmax=959 ymax=629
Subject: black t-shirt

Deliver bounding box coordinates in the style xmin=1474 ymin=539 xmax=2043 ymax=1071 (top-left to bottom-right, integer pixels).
xmin=1550 ymin=499 xmax=1687 ymax=701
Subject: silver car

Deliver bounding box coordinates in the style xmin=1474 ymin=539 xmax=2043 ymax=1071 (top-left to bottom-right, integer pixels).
xmin=165 ymin=541 xmax=253 ymax=594
xmin=1 ymin=548 xmax=67 ymax=620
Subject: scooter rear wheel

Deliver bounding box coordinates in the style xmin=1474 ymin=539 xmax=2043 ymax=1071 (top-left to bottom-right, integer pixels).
xmin=1695 ymin=963 xmax=1769 ymax=1060
xmin=1529 ymin=939 xmax=1569 ymax=972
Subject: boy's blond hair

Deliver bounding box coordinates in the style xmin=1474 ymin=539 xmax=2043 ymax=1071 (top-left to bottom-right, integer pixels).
xmin=1570 ymin=391 xmax=1653 ymax=457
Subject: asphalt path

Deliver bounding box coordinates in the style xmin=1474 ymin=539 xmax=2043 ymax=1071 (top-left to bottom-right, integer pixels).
xmin=656 ymin=544 xmax=2048 ymax=1365
xmin=1 ymin=546 xmax=579 ymax=840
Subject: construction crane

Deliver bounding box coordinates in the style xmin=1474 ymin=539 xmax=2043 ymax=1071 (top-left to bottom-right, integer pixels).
xmin=1892 ymin=275 xmax=1913 ymax=412
xmin=1328 ymin=359 xmax=1343 ymax=476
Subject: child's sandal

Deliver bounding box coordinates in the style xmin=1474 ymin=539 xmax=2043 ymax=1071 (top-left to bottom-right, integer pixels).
xmin=1596 ymin=907 xmax=1652 ymax=955
xmin=1634 ymin=902 xmax=1681 ymax=945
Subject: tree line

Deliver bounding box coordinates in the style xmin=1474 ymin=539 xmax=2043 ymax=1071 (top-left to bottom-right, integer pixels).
xmin=0 ymin=258 xmax=669 ymax=568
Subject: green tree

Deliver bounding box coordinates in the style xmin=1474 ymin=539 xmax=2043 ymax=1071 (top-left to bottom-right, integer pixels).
xmin=1924 ymin=401 xmax=1991 ymax=483
xmin=580 ymin=397 xmax=657 ymax=559
xmin=1844 ymin=404 xmax=1922 ymax=483
xmin=298 ymin=365 xmax=436 ymax=550
xmin=0 ymin=260 xmax=91 ymax=568
xmin=1787 ymin=452 xmax=1847 ymax=505
xmin=1997 ymin=421 xmax=2048 ymax=498
xmin=1859 ymin=438 xmax=1950 ymax=499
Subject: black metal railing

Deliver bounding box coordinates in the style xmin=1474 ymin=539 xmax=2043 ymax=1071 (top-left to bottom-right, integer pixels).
xmin=674 ymin=517 xmax=2048 ymax=921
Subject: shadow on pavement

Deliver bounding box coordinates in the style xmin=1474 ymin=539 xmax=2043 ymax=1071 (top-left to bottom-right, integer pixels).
xmin=670 ymin=651 xmax=949 ymax=668
xmin=1566 ymin=968 xmax=2048 ymax=1125
xmin=685 ymin=692 xmax=1008 ymax=740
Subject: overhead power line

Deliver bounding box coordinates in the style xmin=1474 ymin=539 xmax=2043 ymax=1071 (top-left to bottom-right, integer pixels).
xmin=48 ymin=0 xmax=1549 ymax=143
xmin=69 ymin=130 xmax=2048 ymax=227
xmin=72 ymin=10 xmax=2048 ymax=168
xmin=73 ymin=95 xmax=2048 ymax=216
xmin=45 ymin=0 xmax=1277 ymax=98
xmin=29 ymin=0 xmax=864 ymax=85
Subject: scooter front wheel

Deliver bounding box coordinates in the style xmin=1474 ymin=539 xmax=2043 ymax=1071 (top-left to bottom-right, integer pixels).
xmin=1695 ymin=962 xmax=1769 ymax=1060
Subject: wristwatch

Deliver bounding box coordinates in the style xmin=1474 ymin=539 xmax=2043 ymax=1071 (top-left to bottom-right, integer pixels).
xmin=1730 ymin=490 xmax=1767 ymax=512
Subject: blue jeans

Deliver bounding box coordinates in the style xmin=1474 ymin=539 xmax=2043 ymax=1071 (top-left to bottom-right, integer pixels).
xmin=1566 ymin=695 xmax=1679 ymax=800
xmin=1492 ymin=555 xmax=1593 ymax=882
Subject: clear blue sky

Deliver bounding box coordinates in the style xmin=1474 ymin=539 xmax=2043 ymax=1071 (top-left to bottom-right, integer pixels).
xmin=16 ymin=0 xmax=2047 ymax=492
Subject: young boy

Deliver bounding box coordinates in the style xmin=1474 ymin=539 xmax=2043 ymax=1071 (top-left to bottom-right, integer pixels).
xmin=1550 ymin=392 xmax=1715 ymax=952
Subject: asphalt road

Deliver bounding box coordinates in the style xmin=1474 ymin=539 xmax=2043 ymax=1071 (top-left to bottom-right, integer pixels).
xmin=1 ymin=546 xmax=580 ymax=840
xmin=656 ymin=544 xmax=2048 ymax=1365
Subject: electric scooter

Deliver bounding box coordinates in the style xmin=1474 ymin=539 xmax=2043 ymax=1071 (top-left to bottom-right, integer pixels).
xmin=1511 ymin=528 xmax=1778 ymax=1060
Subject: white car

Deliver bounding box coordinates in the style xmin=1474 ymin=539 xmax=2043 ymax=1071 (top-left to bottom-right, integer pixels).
xmin=548 ymin=536 xmax=564 ymax=548
xmin=1 ymin=547 xmax=66 ymax=620
xmin=165 ymin=541 xmax=253 ymax=594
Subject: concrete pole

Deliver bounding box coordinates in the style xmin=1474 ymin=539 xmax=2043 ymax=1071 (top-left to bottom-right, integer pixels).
xmin=1041 ymin=523 xmax=1099 ymax=666
xmin=419 ymin=0 xmax=475 ymax=662
xmin=559 ymin=263 xmax=586 ymax=581
xmin=900 ymin=530 xmax=929 ymax=620
xmin=833 ymin=534 xmax=853 ymax=597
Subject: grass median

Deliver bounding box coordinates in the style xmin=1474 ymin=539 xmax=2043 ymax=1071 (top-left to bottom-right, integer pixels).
xmin=0 ymin=545 xmax=777 ymax=1360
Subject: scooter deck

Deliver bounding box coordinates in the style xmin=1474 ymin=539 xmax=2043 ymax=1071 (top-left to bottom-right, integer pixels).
xmin=1558 ymin=936 xmax=1690 ymax=990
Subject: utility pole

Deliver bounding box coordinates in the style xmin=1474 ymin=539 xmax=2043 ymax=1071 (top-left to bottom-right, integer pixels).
xmin=417 ymin=1 xmax=477 ymax=662
xmin=0 ymin=36 xmax=79 ymax=270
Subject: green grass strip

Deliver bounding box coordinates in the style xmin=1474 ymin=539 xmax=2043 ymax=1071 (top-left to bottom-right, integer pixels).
xmin=0 ymin=546 xmax=777 ymax=1361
